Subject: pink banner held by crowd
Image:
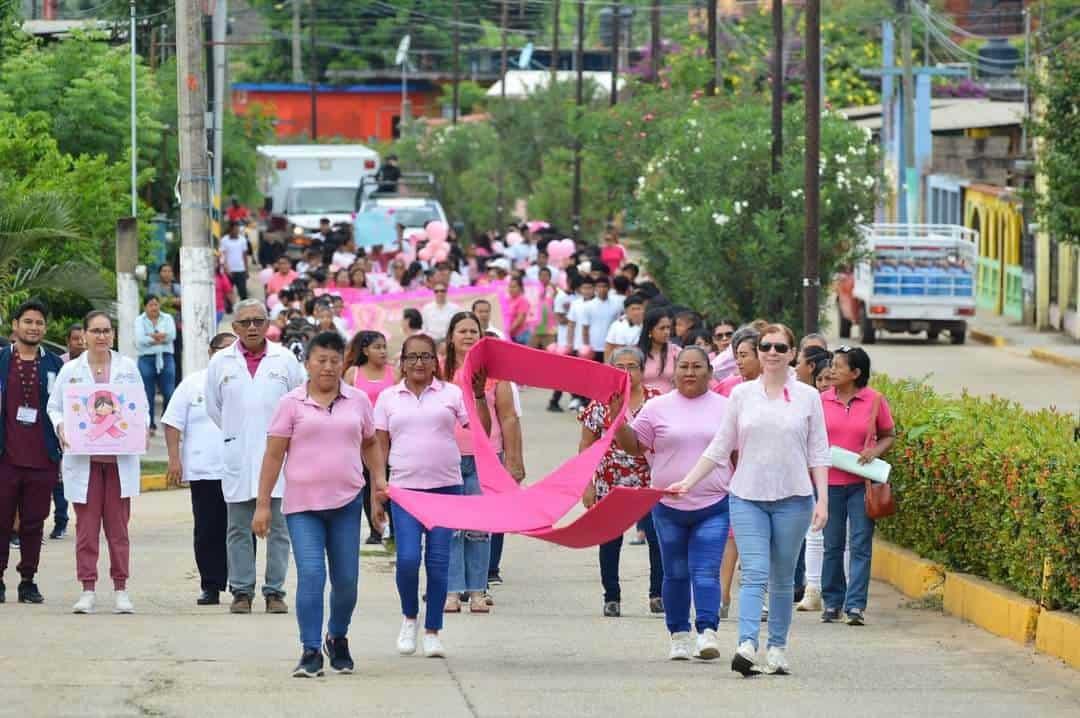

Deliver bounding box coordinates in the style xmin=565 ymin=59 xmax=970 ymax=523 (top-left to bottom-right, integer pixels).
xmin=387 ymin=339 xmax=668 ymax=547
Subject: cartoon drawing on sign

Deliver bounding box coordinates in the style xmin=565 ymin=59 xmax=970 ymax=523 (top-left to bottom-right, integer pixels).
xmin=86 ymin=391 xmax=128 ymax=440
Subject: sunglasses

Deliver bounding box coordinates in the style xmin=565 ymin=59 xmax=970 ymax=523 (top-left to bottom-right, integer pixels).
xmin=759 ymin=342 xmax=790 ymax=354
xmin=234 ymin=318 xmax=267 ymax=328
xmin=714 ymin=331 xmax=734 ymax=340
xmin=403 ymin=352 xmax=436 ymax=364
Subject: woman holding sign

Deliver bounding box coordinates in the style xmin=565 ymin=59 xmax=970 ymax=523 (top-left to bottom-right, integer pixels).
xmin=47 ymin=310 xmax=149 ymax=616
xmin=819 ymin=347 xmax=894 ymax=626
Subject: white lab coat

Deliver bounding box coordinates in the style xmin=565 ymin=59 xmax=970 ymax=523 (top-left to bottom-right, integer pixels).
xmin=161 ymin=369 xmax=224 ymax=481
xmin=204 ymin=340 xmax=304 ymax=502
xmin=46 ymin=351 xmax=147 ymax=504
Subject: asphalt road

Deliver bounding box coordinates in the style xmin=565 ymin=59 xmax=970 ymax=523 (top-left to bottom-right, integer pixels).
xmin=3 ymin=388 xmax=1078 ymax=718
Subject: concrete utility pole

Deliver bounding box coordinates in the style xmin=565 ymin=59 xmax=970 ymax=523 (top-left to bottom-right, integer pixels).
xmin=129 ymin=0 xmax=137 ymax=217
xmin=899 ymin=0 xmax=916 ymax=221
xmin=650 ymin=0 xmax=660 ymax=82
xmin=175 ymin=0 xmax=216 ymax=376
xmin=610 ymin=1 xmax=620 ymax=106
xmin=571 ymin=0 xmax=584 ymax=241
xmin=309 ymin=0 xmax=317 ymax=140
xmin=291 ymin=0 xmax=302 ymax=83
xmin=803 ymin=0 xmax=821 ymax=333
xmin=211 ymin=0 xmax=227 ymax=220
xmin=115 ymin=218 xmax=139 ymax=359
xmin=496 ymin=0 xmax=508 ymax=230
xmin=771 ymin=0 xmax=783 ymax=205
xmin=551 ymin=0 xmax=560 ymax=85
xmin=451 ymin=0 xmax=460 ymax=124
xmin=706 ymin=0 xmax=717 ymax=95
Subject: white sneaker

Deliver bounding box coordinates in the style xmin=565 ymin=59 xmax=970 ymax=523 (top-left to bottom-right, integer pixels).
xmin=796 ymin=587 xmax=822 ymax=612
xmin=668 ymin=632 xmax=693 ymax=661
xmin=764 ymin=646 xmax=790 ymax=675
xmin=731 ymin=640 xmax=761 ymax=676
xmin=114 ymin=590 xmax=135 ymax=614
xmin=397 ymin=618 xmax=418 ymax=655
xmin=423 ymin=632 xmax=445 ymax=658
xmin=72 ymin=591 xmax=96 ymax=614
xmin=696 ymin=628 xmax=721 ymax=660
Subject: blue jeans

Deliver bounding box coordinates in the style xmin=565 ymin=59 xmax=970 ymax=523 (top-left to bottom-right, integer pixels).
xmin=730 ymin=494 xmax=814 ymax=650
xmin=138 ymin=353 xmax=176 ymax=429
xmin=488 ymin=533 xmax=504 ymax=578
xmin=448 ymin=456 xmax=490 ymax=594
xmin=651 ymin=498 xmax=729 ymax=634
xmin=822 ymin=483 xmax=875 ymax=612
xmin=285 ymin=492 xmax=363 ymax=650
xmin=599 ymin=509 xmax=662 ymax=603
xmin=53 ymin=480 xmax=68 ymax=530
xmin=391 ymin=484 xmax=462 ymax=631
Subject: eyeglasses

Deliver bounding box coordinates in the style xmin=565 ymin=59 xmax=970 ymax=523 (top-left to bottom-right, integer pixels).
xmin=759 ymin=342 xmax=790 ymax=354
xmin=433 ymin=288 xmax=447 ymax=294
xmin=613 ymin=363 xmax=641 ymax=372
xmin=234 ymin=318 xmax=267 ymax=328
xmin=714 ymin=331 xmax=734 ymax=340
xmin=403 ymin=352 xmax=436 ymax=364
xmin=87 ymin=328 xmax=113 ymax=336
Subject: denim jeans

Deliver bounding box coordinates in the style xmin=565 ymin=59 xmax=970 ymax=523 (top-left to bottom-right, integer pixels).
xmin=391 ymin=484 xmax=462 ymax=631
xmin=53 ymin=480 xmax=68 ymax=530
xmin=730 ymin=494 xmax=814 ymax=650
xmin=599 ymin=509 xmax=662 ymax=603
xmin=138 ymin=353 xmax=176 ymax=429
xmin=286 ymin=492 xmax=363 ymax=650
xmin=226 ymin=498 xmax=290 ymax=597
xmin=651 ymin=498 xmax=729 ymax=634
xmin=448 ymin=456 xmax=491 ymax=594
xmin=489 ymin=533 xmax=504 ymax=578
xmin=822 ymin=483 xmax=875 ymax=612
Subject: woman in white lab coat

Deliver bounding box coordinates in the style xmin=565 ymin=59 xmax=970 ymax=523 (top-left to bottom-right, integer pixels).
xmin=46 ymin=310 xmax=148 ymax=615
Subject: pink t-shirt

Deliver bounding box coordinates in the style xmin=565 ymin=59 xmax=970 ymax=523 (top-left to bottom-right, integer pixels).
xmin=630 ymin=390 xmax=732 ymax=510
xmin=642 ymin=343 xmax=680 ymax=394
xmin=711 ymin=346 xmax=736 ymax=382
xmin=714 ymin=373 xmax=744 ymax=397
xmin=600 ymin=244 xmax=626 ymax=274
xmin=353 ymin=364 xmax=396 ymax=408
xmin=452 ymin=373 xmax=503 ymax=456
xmin=267 ymin=270 xmax=298 ymax=296
xmin=214 ymin=272 xmax=233 ymax=312
xmin=507 ymin=295 xmax=531 ymax=336
xmin=821 ymin=386 xmax=895 ymax=486
xmin=267 ymin=382 xmax=375 ymax=514
xmin=373 ymin=379 xmax=469 ymax=490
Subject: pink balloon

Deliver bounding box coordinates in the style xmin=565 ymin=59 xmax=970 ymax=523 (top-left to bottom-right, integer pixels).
xmin=432 ymin=246 xmax=449 ymax=263
xmin=506 ymin=231 xmax=523 ymax=246
xmin=418 ymin=245 xmax=434 ymax=262
xmin=576 ymin=346 xmax=595 ymax=359
xmin=426 ymin=221 xmax=449 ymax=243
xmin=547 ymin=238 xmax=576 ymax=262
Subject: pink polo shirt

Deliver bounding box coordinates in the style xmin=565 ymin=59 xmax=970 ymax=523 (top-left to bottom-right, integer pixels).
xmin=713 ymin=373 xmax=744 ymax=397
xmin=240 ymin=343 xmax=266 ymax=377
xmin=267 ymin=382 xmax=376 ymax=514
xmin=630 ymin=389 xmax=732 ymax=511
xmin=452 ymin=372 xmax=503 ymax=456
xmin=353 ymin=364 xmax=396 ymax=408
xmin=373 ymin=378 xmax=469 ymax=490
xmin=821 ymin=386 xmax=894 ymax=486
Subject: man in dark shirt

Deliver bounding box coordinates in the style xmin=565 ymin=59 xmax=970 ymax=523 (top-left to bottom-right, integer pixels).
xmin=375 ymin=154 xmax=401 ymax=193
xmin=0 ymin=299 xmax=64 ymax=604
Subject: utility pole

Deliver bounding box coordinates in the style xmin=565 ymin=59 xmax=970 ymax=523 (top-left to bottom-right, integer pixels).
xmin=650 ymin=0 xmax=660 ymax=82
xmin=610 ymin=1 xmax=620 ymax=106
xmin=175 ymin=0 xmax=216 ymax=375
xmin=706 ymin=0 xmax=717 ymax=95
xmin=770 ymin=0 xmax=783 ymax=202
xmin=291 ymin=0 xmax=302 ymax=83
xmin=212 ymin=0 xmax=227 ymax=226
xmin=551 ymin=0 xmax=560 ymax=86
xmin=496 ymin=0 xmax=508 ymax=230
xmin=116 ymin=218 xmax=139 ymax=359
xmin=1020 ymin=8 xmax=1030 ymax=155
xmin=571 ymin=0 xmax=584 ymax=242
xmin=803 ymin=0 xmax=821 ymax=332
xmin=130 ymin=0 xmax=137 ymax=217
xmin=451 ymin=0 xmax=460 ymax=124
xmin=899 ymin=0 xmax=916 ymax=222
xmin=309 ymin=0 xmax=317 ymax=140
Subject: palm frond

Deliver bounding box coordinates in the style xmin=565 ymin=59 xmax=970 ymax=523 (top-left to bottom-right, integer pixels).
xmin=0 ymin=191 xmax=82 ymax=266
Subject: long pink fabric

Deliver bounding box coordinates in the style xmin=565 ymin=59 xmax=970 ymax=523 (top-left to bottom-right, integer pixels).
xmin=387 ymin=339 xmax=667 ymax=544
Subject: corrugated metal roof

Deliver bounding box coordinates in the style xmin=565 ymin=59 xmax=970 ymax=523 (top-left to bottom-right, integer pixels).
xmin=485 ymin=70 xmax=626 ymax=99
xmin=838 ymin=99 xmax=1026 ymax=132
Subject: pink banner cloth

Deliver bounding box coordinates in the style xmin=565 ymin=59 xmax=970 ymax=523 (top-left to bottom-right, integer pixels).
xmin=388 ymin=340 xmax=669 ymax=545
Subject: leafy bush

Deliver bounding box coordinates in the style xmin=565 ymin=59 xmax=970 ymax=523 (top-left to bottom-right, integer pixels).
xmin=873 ymin=375 xmax=1080 ymax=613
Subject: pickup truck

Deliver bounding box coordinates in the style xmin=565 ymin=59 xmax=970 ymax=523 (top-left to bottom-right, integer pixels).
xmin=836 ymin=223 xmax=978 ymax=345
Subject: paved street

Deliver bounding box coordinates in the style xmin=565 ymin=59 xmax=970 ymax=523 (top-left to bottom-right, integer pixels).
xmin=3 ymin=388 xmax=1078 ymax=718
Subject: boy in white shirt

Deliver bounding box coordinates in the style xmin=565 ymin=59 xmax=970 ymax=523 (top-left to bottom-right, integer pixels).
xmin=564 ymin=277 xmax=595 ymax=411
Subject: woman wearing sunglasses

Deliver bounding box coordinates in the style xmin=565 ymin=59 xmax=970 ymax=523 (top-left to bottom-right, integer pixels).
xmin=709 ymin=319 xmax=738 ymax=382
xmin=670 ymin=323 xmax=829 ymax=677
xmin=373 ymin=334 xmax=491 ymax=659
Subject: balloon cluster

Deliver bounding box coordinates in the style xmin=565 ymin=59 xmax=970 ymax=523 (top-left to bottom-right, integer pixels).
xmin=546 ymin=238 xmax=576 ymax=266
xmin=417 ymin=221 xmax=451 ymax=264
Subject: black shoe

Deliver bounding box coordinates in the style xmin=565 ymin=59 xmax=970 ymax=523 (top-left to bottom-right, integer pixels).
xmin=9 ymin=537 xmax=18 ymax=548
xmin=793 ymin=586 xmax=805 ymax=604
xmin=364 ymin=534 xmax=383 ymax=545
xmin=197 ymin=590 xmax=220 ymax=606
xmin=0 ymin=580 xmax=5 ymax=603
xmin=323 ymin=635 xmax=354 ymax=674
xmin=487 ymin=572 xmax=503 ymax=586
xmin=17 ymin=581 xmax=43 ymax=604
xmin=546 ymin=402 xmax=563 ymax=413
xmin=292 ymin=648 xmax=324 ymax=678
xmin=821 ymin=607 xmax=842 ymax=623
xmin=845 ymin=609 xmax=865 ymax=626
xmin=49 ymin=525 xmax=67 ymax=540
xmin=603 ymin=600 xmax=621 ymax=617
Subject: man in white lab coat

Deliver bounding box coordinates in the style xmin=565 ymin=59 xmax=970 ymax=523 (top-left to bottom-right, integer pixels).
xmin=205 ymin=300 xmax=305 ymax=614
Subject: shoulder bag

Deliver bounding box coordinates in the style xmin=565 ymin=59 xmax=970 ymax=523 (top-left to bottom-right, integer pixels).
xmin=863 ymin=394 xmax=897 ymax=520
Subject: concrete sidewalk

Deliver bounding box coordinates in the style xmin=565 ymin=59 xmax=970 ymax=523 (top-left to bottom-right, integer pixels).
xmin=969 ymin=312 xmax=1080 ymax=369
xmin=3 ymin=388 xmax=1078 ymax=718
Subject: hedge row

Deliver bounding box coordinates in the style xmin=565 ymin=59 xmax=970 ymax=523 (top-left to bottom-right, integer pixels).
xmin=872 ymin=376 xmax=1080 ymax=613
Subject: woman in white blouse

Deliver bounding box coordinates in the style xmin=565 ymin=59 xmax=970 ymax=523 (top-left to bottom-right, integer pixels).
xmin=670 ymin=323 xmax=829 ymax=677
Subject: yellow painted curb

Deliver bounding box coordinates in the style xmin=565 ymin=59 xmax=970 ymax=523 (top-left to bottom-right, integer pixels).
xmin=1030 ymin=348 xmax=1080 ymax=370
xmin=140 ymin=473 xmax=170 ymax=492
xmin=871 ymin=539 xmax=944 ymax=598
xmin=1035 ymin=610 xmax=1080 ymax=669
xmin=943 ymin=572 xmax=1040 ymax=645
xmin=969 ymin=328 xmax=1008 ymax=347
